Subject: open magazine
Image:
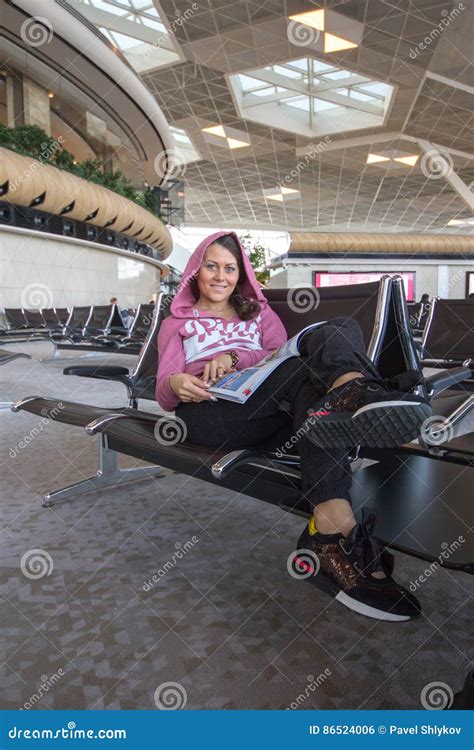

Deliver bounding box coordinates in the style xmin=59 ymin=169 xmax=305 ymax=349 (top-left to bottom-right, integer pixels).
xmin=208 ymin=321 xmax=326 ymax=404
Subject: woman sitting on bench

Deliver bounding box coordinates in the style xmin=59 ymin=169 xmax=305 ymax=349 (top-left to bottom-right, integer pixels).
xmin=156 ymin=231 xmax=431 ymax=623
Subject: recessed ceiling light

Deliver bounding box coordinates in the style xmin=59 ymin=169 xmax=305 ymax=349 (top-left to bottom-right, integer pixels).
xmin=265 ymin=187 xmax=300 ymax=202
xmin=226 ymin=137 xmax=250 ymax=149
xmin=202 ymin=125 xmax=226 ymax=138
xmin=393 ymin=155 xmax=419 ymax=166
xmin=448 ymin=218 xmax=474 ymax=226
xmin=324 ymin=33 xmax=358 ymax=53
xmin=367 ymin=153 xmax=390 ymax=164
xmin=266 ymin=194 xmax=285 ymax=202
xmin=288 ymin=9 xmax=325 ymax=31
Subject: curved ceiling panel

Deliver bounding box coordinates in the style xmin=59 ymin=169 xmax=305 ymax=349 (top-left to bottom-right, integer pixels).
xmin=3 ymin=0 xmax=175 ymax=185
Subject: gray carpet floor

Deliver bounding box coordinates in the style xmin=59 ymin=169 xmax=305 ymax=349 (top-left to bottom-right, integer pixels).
xmin=1 ymin=340 xmax=472 ymax=711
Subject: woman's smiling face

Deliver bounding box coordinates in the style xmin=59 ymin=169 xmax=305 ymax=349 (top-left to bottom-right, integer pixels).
xmin=196 ymin=243 xmax=240 ymax=306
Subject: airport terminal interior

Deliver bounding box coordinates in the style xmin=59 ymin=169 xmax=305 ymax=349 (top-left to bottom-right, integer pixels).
xmin=0 ymin=0 xmax=473 ymax=712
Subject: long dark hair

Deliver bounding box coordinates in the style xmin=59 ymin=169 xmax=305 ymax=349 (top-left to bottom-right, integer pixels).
xmin=194 ymin=234 xmax=261 ymax=321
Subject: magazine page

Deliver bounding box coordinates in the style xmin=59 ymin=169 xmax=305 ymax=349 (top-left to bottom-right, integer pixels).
xmin=208 ymin=356 xmax=287 ymax=403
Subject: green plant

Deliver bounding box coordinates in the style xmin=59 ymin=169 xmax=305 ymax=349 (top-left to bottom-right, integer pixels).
xmin=0 ymin=124 xmax=163 ymax=219
xmin=239 ymin=233 xmax=271 ymax=285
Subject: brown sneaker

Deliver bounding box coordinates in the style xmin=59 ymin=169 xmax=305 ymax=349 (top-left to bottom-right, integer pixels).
xmin=289 ymin=510 xmax=421 ymax=621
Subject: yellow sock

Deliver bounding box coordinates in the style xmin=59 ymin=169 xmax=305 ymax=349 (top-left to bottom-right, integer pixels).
xmin=308 ymin=517 xmax=318 ymax=536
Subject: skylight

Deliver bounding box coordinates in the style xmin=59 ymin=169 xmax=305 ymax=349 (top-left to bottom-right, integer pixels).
xmin=169 ymin=127 xmax=201 ymax=166
xmin=228 ymin=58 xmax=394 ymax=137
xmin=67 ymin=0 xmax=182 ymax=73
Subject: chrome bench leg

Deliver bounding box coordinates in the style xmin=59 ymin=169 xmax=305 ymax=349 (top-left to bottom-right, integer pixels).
xmin=43 ymin=435 xmax=165 ymax=507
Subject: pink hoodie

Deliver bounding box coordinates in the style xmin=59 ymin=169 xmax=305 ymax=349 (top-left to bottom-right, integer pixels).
xmin=155 ymin=230 xmax=288 ymax=411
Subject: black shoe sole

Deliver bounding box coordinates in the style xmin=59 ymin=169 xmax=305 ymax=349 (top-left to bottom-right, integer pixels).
xmin=306 ymin=402 xmax=431 ymax=449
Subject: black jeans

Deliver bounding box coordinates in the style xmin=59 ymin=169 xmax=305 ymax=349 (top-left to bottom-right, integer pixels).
xmin=176 ymin=317 xmax=373 ymax=509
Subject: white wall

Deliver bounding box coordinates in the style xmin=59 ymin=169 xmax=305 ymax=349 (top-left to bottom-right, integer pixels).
xmin=0 ymin=227 xmax=162 ymax=309
xmin=268 ymin=258 xmax=472 ymax=299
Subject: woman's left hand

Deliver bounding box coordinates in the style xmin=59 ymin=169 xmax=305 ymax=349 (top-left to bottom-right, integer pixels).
xmin=202 ymin=353 xmax=234 ymax=384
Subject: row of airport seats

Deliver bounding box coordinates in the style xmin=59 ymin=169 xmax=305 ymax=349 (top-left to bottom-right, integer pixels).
xmin=1 ymin=304 xmax=155 ymax=356
xmin=11 ymin=276 xmax=474 ymax=573
xmin=0 ymin=307 xmax=70 ymax=340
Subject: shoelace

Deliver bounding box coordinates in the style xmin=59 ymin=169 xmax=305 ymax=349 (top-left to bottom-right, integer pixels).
xmin=343 ymin=509 xmax=392 ymax=577
xmin=360 ymin=369 xmax=422 ymax=394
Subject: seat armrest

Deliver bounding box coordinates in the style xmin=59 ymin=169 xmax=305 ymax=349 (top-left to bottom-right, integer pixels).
xmin=85 ymin=409 xmax=159 ymax=435
xmin=423 ymin=366 xmax=471 ymax=396
xmin=211 ymin=449 xmax=301 ymax=479
xmin=63 ymin=365 xmax=130 ymax=379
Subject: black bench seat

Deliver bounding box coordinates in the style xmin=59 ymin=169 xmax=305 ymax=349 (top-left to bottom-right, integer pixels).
xmin=83 ymin=412 xmax=474 ymax=573
xmin=11 ymin=278 xmax=474 ymax=572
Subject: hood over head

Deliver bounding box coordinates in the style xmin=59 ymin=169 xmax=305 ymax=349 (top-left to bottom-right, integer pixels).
xmin=169 ymin=230 xmax=267 ymax=318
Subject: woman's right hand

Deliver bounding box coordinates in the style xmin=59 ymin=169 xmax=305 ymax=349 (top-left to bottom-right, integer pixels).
xmin=169 ymin=373 xmax=212 ymax=403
